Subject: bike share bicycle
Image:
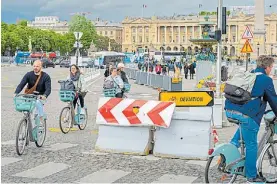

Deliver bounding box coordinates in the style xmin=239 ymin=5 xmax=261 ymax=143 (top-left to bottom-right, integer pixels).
xmin=205 ymin=110 xmax=277 ymax=183
xmin=14 ymin=91 xmax=47 ymax=155
xmin=58 ymin=80 xmax=88 ymax=134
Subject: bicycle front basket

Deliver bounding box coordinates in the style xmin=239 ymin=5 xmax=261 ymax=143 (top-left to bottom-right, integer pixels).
xmin=103 ymin=88 xmax=116 ymax=97
xmin=14 ymin=96 xmax=36 ymax=112
xmin=124 ymin=83 xmax=131 ymax=92
xmin=59 ymin=90 xmax=76 ymax=102
xmin=274 ymin=123 xmax=277 ymax=134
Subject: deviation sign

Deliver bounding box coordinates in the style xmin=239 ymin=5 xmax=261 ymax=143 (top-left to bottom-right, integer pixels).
xmin=241 ymin=40 xmax=253 ymax=53
xmin=242 ymin=26 xmax=253 ymax=39
xmin=159 ymin=91 xmax=214 ymax=107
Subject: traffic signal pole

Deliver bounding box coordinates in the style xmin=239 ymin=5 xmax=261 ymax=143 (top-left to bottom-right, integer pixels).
xmin=216 ymin=0 xmax=223 ymax=98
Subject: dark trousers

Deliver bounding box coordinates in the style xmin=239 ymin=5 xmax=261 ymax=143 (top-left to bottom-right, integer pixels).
xmin=73 ymin=94 xmax=84 ymax=108
xmin=185 ymin=72 xmax=188 ymax=79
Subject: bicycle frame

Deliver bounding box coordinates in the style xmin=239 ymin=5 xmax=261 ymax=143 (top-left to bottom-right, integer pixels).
xmin=211 ymin=119 xmax=276 ymax=176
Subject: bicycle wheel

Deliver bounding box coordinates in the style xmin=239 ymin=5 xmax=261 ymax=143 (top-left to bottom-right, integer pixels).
xmin=78 ymin=108 xmax=88 ymax=130
xmin=15 ymin=119 xmax=28 ymax=156
xmin=259 ymin=140 xmax=277 ymax=183
xmin=205 ymin=155 xmax=237 ymax=183
xmin=35 ymin=119 xmax=47 ymax=147
xmin=59 ymin=106 xmax=72 ymax=134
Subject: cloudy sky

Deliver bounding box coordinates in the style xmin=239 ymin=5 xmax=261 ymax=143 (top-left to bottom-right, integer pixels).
xmin=2 ymin=0 xmax=277 ymax=23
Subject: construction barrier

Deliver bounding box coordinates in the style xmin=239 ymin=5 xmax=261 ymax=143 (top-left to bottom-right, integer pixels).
xmin=95 ymin=97 xmax=176 ymax=155
xmin=153 ymin=110 xmax=212 ymax=160
xmin=95 ymin=90 xmax=215 ymax=160
xmin=124 ymin=68 xmax=183 ymax=91
xmin=82 ymin=68 xmax=100 ymax=83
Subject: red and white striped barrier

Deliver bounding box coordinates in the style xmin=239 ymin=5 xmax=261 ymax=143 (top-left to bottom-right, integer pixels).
xmin=96 ymin=97 xmax=176 ymax=128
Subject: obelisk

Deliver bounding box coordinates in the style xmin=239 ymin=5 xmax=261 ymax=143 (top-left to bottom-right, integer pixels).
xmin=254 ymin=0 xmax=266 ymax=56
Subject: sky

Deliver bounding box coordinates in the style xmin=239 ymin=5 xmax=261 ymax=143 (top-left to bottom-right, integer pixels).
xmin=2 ymin=0 xmax=277 ymax=23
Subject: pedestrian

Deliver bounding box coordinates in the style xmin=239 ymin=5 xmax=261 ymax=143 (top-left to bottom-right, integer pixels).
xmin=189 ymin=64 xmax=195 ymax=79
xmin=155 ymin=63 xmax=162 ymax=75
xmin=184 ymin=63 xmax=189 ymax=79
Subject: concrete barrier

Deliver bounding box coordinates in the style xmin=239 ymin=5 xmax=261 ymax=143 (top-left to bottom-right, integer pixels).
xmin=153 ymin=110 xmax=212 ymax=160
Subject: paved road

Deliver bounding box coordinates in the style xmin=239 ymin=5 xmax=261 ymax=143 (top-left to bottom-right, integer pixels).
xmin=1 ymin=65 xmax=276 ymax=183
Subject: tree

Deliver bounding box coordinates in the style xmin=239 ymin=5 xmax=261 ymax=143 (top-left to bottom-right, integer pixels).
xmin=17 ymin=20 xmax=28 ymax=27
xmin=69 ymin=15 xmax=97 ymax=50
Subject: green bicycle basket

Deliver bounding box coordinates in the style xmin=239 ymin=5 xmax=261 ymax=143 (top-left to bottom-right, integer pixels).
xmin=59 ymin=91 xmax=76 ymax=102
xmin=274 ymin=123 xmax=277 ymax=134
xmin=103 ymin=88 xmax=116 ymax=97
xmin=14 ymin=96 xmax=36 ymax=112
xmin=124 ymin=83 xmax=131 ymax=92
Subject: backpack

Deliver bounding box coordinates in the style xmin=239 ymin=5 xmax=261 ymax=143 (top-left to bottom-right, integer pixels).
xmin=59 ymin=80 xmax=75 ymax=91
xmin=224 ymin=71 xmax=262 ymax=105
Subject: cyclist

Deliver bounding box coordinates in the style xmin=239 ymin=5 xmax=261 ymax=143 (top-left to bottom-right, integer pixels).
xmin=68 ymin=64 xmax=87 ymax=114
xmin=225 ymin=55 xmax=277 ymax=183
xmin=104 ymin=67 xmax=124 ymax=98
xmin=14 ymin=60 xmax=51 ymax=122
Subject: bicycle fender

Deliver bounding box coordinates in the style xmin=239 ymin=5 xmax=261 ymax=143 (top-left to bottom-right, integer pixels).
xmin=211 ymin=143 xmax=241 ymax=165
xmin=256 ymin=142 xmax=271 ymax=173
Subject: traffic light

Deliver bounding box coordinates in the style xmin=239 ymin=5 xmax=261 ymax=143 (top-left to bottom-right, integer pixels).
xmin=209 ymin=30 xmax=222 ymax=42
xmin=217 ymin=7 xmax=227 ymax=34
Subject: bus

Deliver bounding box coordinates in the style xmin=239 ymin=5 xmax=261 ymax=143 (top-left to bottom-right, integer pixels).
xmin=15 ymin=52 xmax=31 ymax=64
xmin=153 ymin=51 xmax=186 ymax=62
xmin=94 ymin=51 xmax=125 ymax=68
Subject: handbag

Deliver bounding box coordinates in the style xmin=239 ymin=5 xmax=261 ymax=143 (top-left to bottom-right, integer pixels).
xmin=24 ymin=73 xmax=42 ymax=94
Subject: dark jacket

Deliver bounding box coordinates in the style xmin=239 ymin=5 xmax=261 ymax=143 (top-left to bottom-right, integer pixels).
xmin=15 ymin=71 xmax=51 ymax=97
xmin=225 ymin=68 xmax=277 ymax=125
xmin=104 ymin=69 xmax=110 ymax=77
xmin=120 ymin=71 xmax=129 ymax=83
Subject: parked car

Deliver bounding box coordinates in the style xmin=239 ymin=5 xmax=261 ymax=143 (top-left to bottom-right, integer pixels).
xmin=81 ymin=61 xmax=94 ymax=68
xmin=60 ymin=60 xmax=70 ymax=68
xmin=42 ymin=58 xmax=55 ymax=68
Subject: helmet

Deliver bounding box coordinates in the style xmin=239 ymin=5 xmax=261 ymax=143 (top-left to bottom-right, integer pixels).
xmin=117 ymin=63 xmax=125 ymax=68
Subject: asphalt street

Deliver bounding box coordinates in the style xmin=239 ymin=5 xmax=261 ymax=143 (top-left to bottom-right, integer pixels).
xmin=1 ymin=64 xmax=276 ymax=183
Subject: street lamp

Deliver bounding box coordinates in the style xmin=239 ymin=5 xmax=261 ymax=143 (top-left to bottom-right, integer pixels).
xmin=257 ymin=43 xmax=260 ymax=57
xmin=271 ymin=44 xmax=273 ymax=56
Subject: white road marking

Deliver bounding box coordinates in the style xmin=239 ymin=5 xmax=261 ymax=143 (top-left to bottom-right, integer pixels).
xmin=152 ymin=174 xmax=197 ymax=183
xmin=43 ymin=143 xmax=78 ymax=151
xmin=1 ymin=157 xmax=22 ymax=166
xmin=13 ymin=162 xmax=70 ymax=179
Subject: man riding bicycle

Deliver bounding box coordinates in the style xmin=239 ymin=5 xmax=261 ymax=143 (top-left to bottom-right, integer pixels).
xmin=225 ymin=55 xmax=277 ymax=183
xmin=14 ymin=60 xmax=51 ymax=122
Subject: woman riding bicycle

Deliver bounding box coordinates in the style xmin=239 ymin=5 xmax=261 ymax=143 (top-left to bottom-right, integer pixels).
xmin=68 ymin=64 xmax=87 ymax=114
xmin=104 ymin=67 xmax=124 ymax=98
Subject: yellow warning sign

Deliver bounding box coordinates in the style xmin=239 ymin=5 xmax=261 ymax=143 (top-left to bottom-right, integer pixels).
xmin=159 ymin=91 xmax=214 ymax=107
xmin=241 ymin=40 xmax=253 ymax=53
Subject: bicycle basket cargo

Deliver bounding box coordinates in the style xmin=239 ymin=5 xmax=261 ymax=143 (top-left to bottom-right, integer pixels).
xmin=124 ymin=83 xmax=131 ymax=92
xmin=103 ymin=88 xmax=116 ymax=97
xmin=59 ymin=91 xmax=76 ymax=102
xmin=59 ymin=80 xmax=75 ymax=91
xmin=14 ymin=96 xmax=36 ymax=112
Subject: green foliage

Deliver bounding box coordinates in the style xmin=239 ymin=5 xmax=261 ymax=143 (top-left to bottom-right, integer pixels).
xmin=17 ymin=20 xmax=28 ymax=27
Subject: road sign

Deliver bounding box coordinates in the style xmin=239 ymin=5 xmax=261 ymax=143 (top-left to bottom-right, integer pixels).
xmin=241 ymin=40 xmax=253 ymax=53
xmin=74 ymin=32 xmax=83 ymax=40
xmin=159 ymin=91 xmax=214 ymax=107
xmin=242 ymin=26 xmax=253 ymax=39
xmin=74 ymin=41 xmax=83 ymax=48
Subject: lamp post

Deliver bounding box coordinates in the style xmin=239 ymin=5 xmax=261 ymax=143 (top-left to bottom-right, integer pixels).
xmin=271 ymin=44 xmax=273 ymax=56
xmin=257 ymin=42 xmax=260 ymax=57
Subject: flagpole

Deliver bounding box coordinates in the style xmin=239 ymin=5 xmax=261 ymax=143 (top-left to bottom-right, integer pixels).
xmin=142 ymin=5 xmax=144 ymax=18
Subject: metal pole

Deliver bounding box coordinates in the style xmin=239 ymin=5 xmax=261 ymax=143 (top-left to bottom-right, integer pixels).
xmin=216 ymin=0 xmax=223 ymax=98
xmin=246 ymin=53 xmax=249 ymax=71
xmin=76 ymin=33 xmax=79 ymax=66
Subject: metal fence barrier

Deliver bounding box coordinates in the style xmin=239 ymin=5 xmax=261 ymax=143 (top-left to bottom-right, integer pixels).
xmin=125 ymin=67 xmax=183 ymax=91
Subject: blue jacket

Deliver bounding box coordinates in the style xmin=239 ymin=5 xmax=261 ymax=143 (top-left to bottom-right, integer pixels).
xmin=225 ymin=67 xmax=277 ymax=125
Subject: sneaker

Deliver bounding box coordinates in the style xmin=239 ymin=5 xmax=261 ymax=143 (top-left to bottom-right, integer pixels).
xmin=247 ymin=176 xmax=265 ymax=183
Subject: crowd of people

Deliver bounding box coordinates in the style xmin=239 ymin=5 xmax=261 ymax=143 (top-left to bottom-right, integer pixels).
xmin=137 ymin=60 xmax=197 ymax=80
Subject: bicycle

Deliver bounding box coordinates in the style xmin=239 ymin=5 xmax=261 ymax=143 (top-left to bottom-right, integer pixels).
xmin=59 ymin=90 xmax=88 ymax=134
xmin=14 ymin=92 xmax=47 ymax=156
xmin=205 ymin=110 xmax=277 ymax=183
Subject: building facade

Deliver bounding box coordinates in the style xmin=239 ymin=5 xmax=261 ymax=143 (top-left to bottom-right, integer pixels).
xmin=27 ymin=16 xmax=69 ymax=34
xmin=93 ymin=19 xmax=123 ymax=44
xmin=122 ymin=13 xmax=277 ymax=58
